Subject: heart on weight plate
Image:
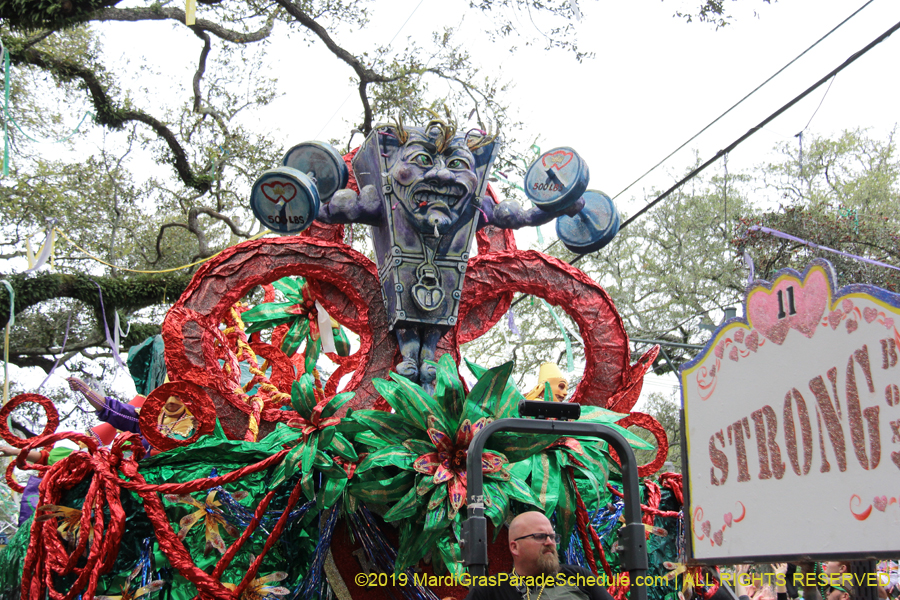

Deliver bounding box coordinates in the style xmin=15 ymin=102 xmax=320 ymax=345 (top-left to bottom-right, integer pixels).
xmin=746 ymin=267 xmax=828 ymax=345
xmin=261 ymin=180 xmax=297 ymax=204
xmin=874 ymin=496 xmax=888 ymax=512
xmin=541 ymin=150 xmax=574 ymax=171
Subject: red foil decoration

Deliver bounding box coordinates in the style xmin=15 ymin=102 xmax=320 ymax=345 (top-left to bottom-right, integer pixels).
xmin=609 ymin=411 xmax=669 ymax=477
xmin=139 ymin=382 xmax=217 ymax=452
xmin=0 ymin=394 xmax=59 ymax=448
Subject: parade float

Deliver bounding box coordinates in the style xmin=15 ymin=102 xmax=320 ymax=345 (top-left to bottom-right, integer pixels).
xmin=0 ymin=117 xmax=699 ymax=600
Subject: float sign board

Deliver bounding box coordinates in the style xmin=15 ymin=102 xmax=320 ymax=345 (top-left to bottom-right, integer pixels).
xmin=681 ymin=259 xmax=900 ymax=563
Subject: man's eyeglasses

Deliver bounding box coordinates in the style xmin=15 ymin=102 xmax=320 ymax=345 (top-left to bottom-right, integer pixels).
xmin=513 ymin=533 xmax=561 ymax=544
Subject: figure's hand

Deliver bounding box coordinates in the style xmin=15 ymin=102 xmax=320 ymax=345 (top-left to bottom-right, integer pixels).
xmin=67 ymin=377 xmax=107 ymax=411
xmin=562 ymin=195 xmax=585 ymax=217
xmin=328 ymin=189 xmax=357 ymax=205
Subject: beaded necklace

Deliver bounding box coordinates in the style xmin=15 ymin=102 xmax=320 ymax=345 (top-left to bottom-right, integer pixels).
xmin=512 ymin=568 xmax=549 ymax=600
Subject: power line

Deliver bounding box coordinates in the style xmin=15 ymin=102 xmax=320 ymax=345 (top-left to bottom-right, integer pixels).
xmin=610 ymin=0 xmax=877 ymax=204
xmin=608 ymin=16 xmax=900 ymax=238
xmin=534 ymin=1 xmax=877 ymax=260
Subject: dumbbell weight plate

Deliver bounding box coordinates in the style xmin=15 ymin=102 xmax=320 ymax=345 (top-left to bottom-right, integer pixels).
xmin=524 ymin=147 xmax=590 ymax=212
xmin=282 ymin=141 xmax=349 ymax=202
xmin=249 ymin=167 xmax=319 ymax=235
xmin=555 ymin=190 xmax=620 ymax=254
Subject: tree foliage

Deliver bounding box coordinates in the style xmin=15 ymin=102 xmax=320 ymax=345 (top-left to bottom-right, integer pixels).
xmin=736 ymin=128 xmax=900 ymax=291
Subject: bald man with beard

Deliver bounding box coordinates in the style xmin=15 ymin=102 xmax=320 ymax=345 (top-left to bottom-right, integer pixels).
xmin=464 ymin=511 xmax=615 ymax=600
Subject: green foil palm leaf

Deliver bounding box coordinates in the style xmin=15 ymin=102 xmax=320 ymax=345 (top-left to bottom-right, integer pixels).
xmin=318 ymin=478 xmax=348 ymax=511
xmin=290 ymin=376 xmax=317 ymax=416
xmin=463 ymin=359 xmax=523 ymax=420
xmin=529 ymin=451 xmax=561 ymax=513
xmin=356 ymin=445 xmax=417 ymax=473
xmin=350 ymin=410 xmax=417 ymax=446
xmin=272 ymin=277 xmax=304 ymax=299
xmin=556 ymin=472 xmax=578 ymax=552
xmin=281 ymin=318 xmax=310 ymax=358
xmin=461 ymin=361 xmax=513 ymax=417
xmin=349 ymin=471 xmax=415 ymax=504
xmin=424 ymin=503 xmax=448 ymax=532
xmin=382 ymin=486 xmax=420 ymax=522
xmin=329 ymin=432 xmax=358 ymax=462
xmin=321 ymin=391 xmax=354 ymax=419
xmin=299 ymin=431 xmax=319 ymax=473
xmin=427 ymin=484 xmax=448 ymax=511
xmin=434 ymin=354 xmax=465 ymax=419
xmin=303 ymin=336 xmax=321 ymax=374
xmin=436 ymin=535 xmax=464 ymax=576
xmin=242 ymin=302 xmax=300 ymax=333
xmin=312 ymin=449 xmax=333 ymax=470
xmin=395 ymin=527 xmax=444 ymax=573
xmin=269 ymin=443 xmax=305 ymax=489
xmin=483 ymin=481 xmax=509 ymax=529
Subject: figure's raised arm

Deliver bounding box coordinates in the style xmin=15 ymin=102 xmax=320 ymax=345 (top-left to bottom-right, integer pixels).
xmin=318 ymin=185 xmax=385 ymax=226
xmin=480 ymin=195 xmax=584 ymax=230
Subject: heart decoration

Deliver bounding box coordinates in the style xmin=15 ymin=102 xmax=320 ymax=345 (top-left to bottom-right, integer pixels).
xmin=714 ymin=343 xmax=724 ymax=359
xmin=745 ymin=331 xmax=759 ymax=352
xmin=701 ymin=520 xmax=711 ymax=537
xmin=864 ymin=307 xmax=878 ymax=323
xmin=893 ymin=451 xmax=900 ymax=470
xmin=712 ymin=530 xmax=724 ymax=546
xmin=828 ymin=310 xmax=843 ymax=330
xmin=846 ymin=319 xmax=858 ymax=334
xmin=842 ymin=299 xmax=855 ymax=314
xmin=885 ymin=318 xmax=894 ymax=330
xmin=873 ymin=496 xmax=888 ymax=512
xmin=724 ymin=512 xmax=733 ymax=527
xmin=746 ymin=267 xmax=828 ymax=345
xmin=541 ymin=150 xmax=574 ymax=171
xmin=729 ymin=346 xmax=739 ymax=362
xmin=261 ymin=180 xmax=298 ymax=204
xmin=733 ymin=330 xmax=745 ymax=343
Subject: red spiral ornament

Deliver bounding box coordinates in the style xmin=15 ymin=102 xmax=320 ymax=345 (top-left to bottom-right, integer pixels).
xmin=608 ymin=411 xmax=669 ymax=477
xmin=139 ymin=382 xmax=217 ymax=452
xmin=0 ymin=394 xmax=59 ymax=448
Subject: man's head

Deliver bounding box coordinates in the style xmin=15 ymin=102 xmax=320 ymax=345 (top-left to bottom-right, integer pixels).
xmin=826 ymin=584 xmax=854 ymax=600
xmin=823 ymin=562 xmax=849 ymax=575
xmin=508 ymin=511 xmax=560 ymax=577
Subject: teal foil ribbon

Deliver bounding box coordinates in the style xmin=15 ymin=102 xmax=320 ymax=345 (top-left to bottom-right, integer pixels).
xmin=539 ymin=298 xmax=573 ymax=373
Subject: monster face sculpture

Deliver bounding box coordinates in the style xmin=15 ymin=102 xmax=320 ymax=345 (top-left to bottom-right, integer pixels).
xmin=387 ymin=128 xmax=480 ymax=236
xmin=351 ymin=120 xmax=498 ymax=333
